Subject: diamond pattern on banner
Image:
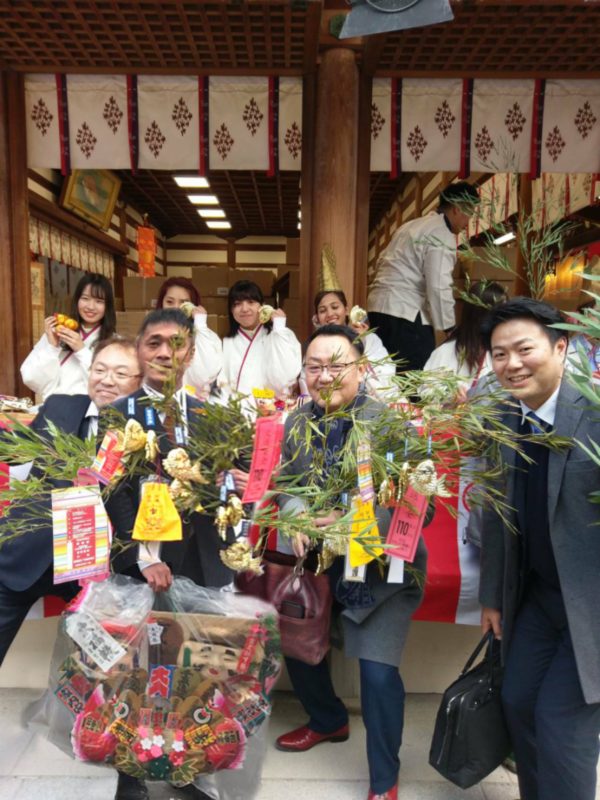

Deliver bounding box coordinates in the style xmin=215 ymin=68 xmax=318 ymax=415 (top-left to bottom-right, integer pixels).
xmin=401 ymin=79 xmax=462 ymax=172
xmin=67 ymin=75 xmax=129 ymax=168
xmin=26 ymin=74 xmax=60 ymax=168
xmin=209 ymin=77 xmax=269 ymax=170
xmin=541 ymin=80 xmax=600 ymax=173
xmin=138 ymin=76 xmax=199 ymax=170
xmin=470 ymin=80 xmax=534 ymax=173
xmin=370 ymin=78 xmax=391 ymax=172
xmin=279 ymin=77 xmax=303 ymax=170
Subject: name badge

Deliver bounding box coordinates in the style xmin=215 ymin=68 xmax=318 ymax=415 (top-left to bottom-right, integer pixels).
xmin=144 ymin=407 xmax=156 ymax=428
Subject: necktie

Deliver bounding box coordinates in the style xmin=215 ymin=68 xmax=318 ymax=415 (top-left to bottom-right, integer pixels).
xmin=526 ymin=412 xmax=551 ymax=435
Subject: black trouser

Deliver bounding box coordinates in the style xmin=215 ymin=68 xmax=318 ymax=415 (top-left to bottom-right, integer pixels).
xmin=502 ymin=578 xmax=600 ymax=800
xmin=368 ymin=311 xmax=435 ymax=372
xmin=0 ymin=567 xmax=78 ymax=666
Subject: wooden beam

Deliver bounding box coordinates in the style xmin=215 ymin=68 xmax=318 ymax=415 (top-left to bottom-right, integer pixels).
xmin=362 ymin=33 xmax=387 ymax=77
xmin=299 ymin=71 xmax=316 ymax=342
xmin=303 ymin=1 xmax=322 ymax=74
xmin=0 ymin=73 xmax=31 ymax=395
xmin=375 ymin=70 xmax=600 ymax=80
xmin=29 ymin=192 xmax=129 ymax=256
xmin=353 ymin=69 xmax=372 ymax=306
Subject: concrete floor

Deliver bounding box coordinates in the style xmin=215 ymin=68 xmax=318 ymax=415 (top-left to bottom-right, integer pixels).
xmin=0 ymin=689 xmax=527 ymax=800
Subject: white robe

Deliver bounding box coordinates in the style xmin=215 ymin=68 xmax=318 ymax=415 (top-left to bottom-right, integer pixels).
xmin=218 ymin=318 xmax=302 ymax=404
xmin=423 ymin=339 xmax=494 ymax=391
xmin=20 ymin=328 xmax=101 ymax=401
xmin=183 ymin=313 xmax=223 ymax=398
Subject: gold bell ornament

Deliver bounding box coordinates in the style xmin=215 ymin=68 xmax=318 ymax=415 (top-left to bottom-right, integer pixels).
xmin=219 ymin=540 xmax=263 ymax=575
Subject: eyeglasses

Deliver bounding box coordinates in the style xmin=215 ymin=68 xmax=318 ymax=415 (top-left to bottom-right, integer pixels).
xmin=91 ymin=367 xmax=142 ymax=382
xmin=304 ymin=361 xmax=356 ymax=377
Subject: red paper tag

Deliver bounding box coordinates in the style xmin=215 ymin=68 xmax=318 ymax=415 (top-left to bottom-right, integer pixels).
xmin=386 ymin=487 xmax=428 ymax=563
xmin=91 ymin=430 xmax=124 ymax=485
xmin=74 ymin=468 xmax=100 ymax=487
xmin=242 ymin=415 xmax=284 ymax=503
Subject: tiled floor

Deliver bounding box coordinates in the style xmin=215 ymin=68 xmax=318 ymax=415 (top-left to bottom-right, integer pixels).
xmin=0 ymin=689 xmax=527 ymax=800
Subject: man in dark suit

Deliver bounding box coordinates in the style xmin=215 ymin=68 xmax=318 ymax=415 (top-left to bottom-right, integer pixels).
xmin=479 ymin=298 xmax=600 ymax=800
xmin=105 ymin=307 xmax=236 ymax=595
xmin=105 ymin=308 xmax=235 ymax=800
xmin=0 ymin=336 xmax=142 ymax=666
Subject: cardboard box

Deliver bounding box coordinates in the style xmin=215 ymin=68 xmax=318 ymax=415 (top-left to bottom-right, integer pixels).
xmin=123 ymin=277 xmax=165 ymax=310
xmin=462 ymin=246 xmax=519 ymax=282
xmin=286 ymin=237 xmax=300 ymax=265
xmin=228 ymin=269 xmax=274 ymax=296
xmin=202 ymin=297 xmax=229 ymax=315
xmin=207 ymin=314 xmax=230 ymax=337
xmin=116 ymin=310 xmax=150 ymax=338
xmin=193 ymin=266 xmax=230 ymax=298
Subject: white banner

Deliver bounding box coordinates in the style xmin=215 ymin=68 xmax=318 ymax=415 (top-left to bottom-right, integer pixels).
xmin=26 ymin=74 xmax=60 ymax=168
xmin=370 ymin=78 xmax=392 ymax=172
xmin=67 ymin=75 xmax=129 ymax=168
xmin=401 ymin=78 xmax=462 ymax=172
xmin=470 ymin=79 xmax=534 ymax=173
xmin=209 ymin=76 xmax=269 ymax=170
xmin=279 ymin=77 xmax=302 ymax=170
xmin=138 ymin=76 xmax=199 ymax=170
xmin=541 ymin=80 xmax=600 ymax=173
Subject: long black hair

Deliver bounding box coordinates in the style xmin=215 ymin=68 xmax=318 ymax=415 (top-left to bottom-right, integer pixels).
xmin=70 ymin=273 xmax=116 ymax=341
xmin=226 ymin=279 xmax=272 ymax=337
xmin=453 ymin=281 xmax=508 ymax=371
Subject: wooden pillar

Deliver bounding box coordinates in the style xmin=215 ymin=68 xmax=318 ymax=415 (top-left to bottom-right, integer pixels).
xmin=0 ymin=71 xmax=31 ymax=395
xmin=309 ymin=48 xmax=360 ymax=307
xmin=298 ymin=72 xmax=317 ymax=342
xmin=353 ymin=70 xmax=372 ymax=307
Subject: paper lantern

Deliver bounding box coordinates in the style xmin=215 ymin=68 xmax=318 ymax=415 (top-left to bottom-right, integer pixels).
xmin=137 ymin=226 xmax=156 ymax=278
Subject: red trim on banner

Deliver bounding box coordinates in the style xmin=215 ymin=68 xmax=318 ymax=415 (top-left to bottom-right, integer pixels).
xmin=390 ymin=78 xmax=398 ymax=179
xmin=459 ymin=79 xmax=473 ymax=179
xmin=530 ymin=79 xmax=545 ymax=179
xmin=55 ymin=74 xmax=70 ymax=176
xmin=198 ymin=76 xmax=206 ymax=176
xmin=126 ymin=75 xmax=138 ymax=174
xmin=267 ymin=76 xmax=275 ymax=177
xmin=541 ymin=173 xmax=547 ymax=228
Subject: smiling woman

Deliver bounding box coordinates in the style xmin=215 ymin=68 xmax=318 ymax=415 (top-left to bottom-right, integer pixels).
xmin=20 ymin=274 xmax=116 ymax=401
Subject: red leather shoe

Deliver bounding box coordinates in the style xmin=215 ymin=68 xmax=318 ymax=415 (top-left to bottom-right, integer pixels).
xmin=367 ymin=783 xmax=398 ymax=800
xmin=275 ymin=723 xmax=349 ymax=752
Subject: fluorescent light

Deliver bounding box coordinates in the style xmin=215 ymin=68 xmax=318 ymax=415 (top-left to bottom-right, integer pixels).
xmin=197 ymin=209 xmax=226 ymax=218
xmin=188 ymin=194 xmax=219 ymax=205
xmin=206 ymin=220 xmax=231 ymax=230
xmin=493 ymin=231 xmax=516 ymax=245
xmin=297 ymin=222 xmax=301 ymax=230
xmin=298 ymin=209 xmax=302 ymax=220
xmin=174 ymin=176 xmax=210 ymax=188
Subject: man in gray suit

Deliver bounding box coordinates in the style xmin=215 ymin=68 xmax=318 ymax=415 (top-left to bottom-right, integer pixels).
xmin=479 ymin=297 xmax=600 ymax=800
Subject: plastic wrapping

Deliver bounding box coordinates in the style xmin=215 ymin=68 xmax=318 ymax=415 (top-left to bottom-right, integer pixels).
xmin=29 ymin=575 xmax=282 ymax=799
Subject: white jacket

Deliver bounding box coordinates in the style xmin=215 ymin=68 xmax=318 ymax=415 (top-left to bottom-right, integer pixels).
xmin=21 ymin=328 xmax=100 ymax=401
xmin=183 ymin=314 xmax=223 ymax=398
xmin=218 ymin=318 xmax=301 ymax=403
xmin=367 ymin=211 xmax=457 ymax=331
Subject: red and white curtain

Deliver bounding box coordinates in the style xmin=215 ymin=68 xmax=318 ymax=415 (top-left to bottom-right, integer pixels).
xmin=371 ymin=78 xmax=600 ymax=177
xmin=29 ymin=216 xmax=115 ymax=277
xmin=26 ymin=74 xmax=303 ymax=174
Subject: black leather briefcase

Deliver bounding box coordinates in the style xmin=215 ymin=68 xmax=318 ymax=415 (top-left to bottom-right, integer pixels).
xmin=429 ymin=632 xmax=511 ymax=788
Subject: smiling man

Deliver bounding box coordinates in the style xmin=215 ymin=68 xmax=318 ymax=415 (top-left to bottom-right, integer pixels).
xmin=0 ymin=336 xmax=141 ymax=667
xmin=275 ymin=324 xmax=427 ymax=800
xmin=478 ymin=297 xmax=600 ymax=800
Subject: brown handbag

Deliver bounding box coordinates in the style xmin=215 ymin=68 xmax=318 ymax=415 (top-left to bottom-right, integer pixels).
xmin=235 ymin=551 xmax=332 ymax=665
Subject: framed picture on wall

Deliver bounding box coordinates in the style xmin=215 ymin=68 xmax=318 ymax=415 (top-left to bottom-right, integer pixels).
xmin=59 ymin=169 xmax=121 ymax=230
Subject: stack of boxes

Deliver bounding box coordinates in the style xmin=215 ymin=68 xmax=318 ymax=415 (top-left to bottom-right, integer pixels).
xmin=116 ymin=237 xmax=302 ymax=339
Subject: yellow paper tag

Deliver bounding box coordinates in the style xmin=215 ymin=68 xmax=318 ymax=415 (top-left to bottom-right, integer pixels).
xmin=348 ymin=496 xmax=383 ymax=568
xmin=132 ymin=481 xmax=183 ymax=542
xmin=252 ymin=387 xmax=275 ymax=399
xmin=184 ymin=383 xmax=197 ymax=397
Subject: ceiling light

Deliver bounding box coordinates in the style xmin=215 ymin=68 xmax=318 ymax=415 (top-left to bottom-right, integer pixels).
xmin=493 ymin=231 xmax=516 ymax=245
xmin=298 ymin=209 xmax=302 ymax=220
xmin=174 ymin=176 xmax=210 ymax=188
xmin=297 ymin=222 xmax=301 ymax=230
xmin=188 ymin=194 xmax=219 ymax=205
xmin=197 ymin=209 xmax=226 ymax=218
xmin=206 ymin=220 xmax=231 ymax=230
